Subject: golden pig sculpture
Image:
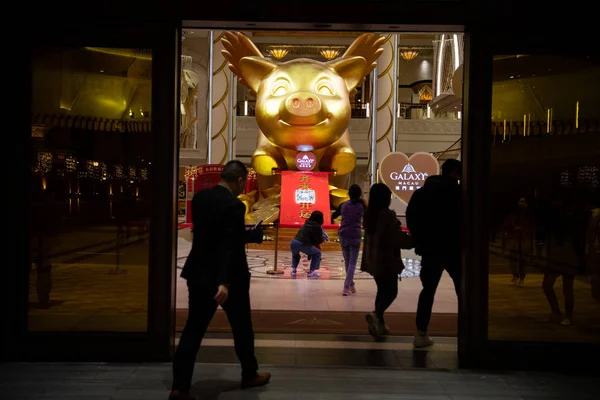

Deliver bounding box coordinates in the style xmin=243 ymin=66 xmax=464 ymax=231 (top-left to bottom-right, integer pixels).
xmin=221 ymin=32 xmax=384 ymax=179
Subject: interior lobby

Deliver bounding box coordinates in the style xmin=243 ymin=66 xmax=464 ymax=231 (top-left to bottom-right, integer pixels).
xmin=175 ymin=29 xmax=463 ymax=335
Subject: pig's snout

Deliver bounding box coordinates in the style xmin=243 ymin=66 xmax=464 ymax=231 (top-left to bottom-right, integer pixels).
xmin=280 ymin=92 xmax=326 ymax=125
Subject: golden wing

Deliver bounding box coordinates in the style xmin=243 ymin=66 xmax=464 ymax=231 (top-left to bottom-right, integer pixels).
xmin=221 ymin=31 xmax=265 ymax=92
xmin=342 ymin=33 xmax=386 ymax=76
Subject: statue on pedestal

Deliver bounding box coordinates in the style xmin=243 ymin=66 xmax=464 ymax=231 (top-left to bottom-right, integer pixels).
xmin=221 ymin=32 xmax=384 ymax=223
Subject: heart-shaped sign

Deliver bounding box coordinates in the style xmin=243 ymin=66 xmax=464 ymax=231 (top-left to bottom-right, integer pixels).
xmin=379 ymin=152 xmax=440 ymax=204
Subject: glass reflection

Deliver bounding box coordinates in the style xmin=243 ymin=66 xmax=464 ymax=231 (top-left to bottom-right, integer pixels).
xmin=488 ymin=54 xmax=600 ymax=342
xmin=28 ymin=47 xmax=152 ymax=332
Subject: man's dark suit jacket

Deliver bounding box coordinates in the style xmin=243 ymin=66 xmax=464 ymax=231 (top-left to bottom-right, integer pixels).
xmin=181 ymin=185 xmax=261 ymax=286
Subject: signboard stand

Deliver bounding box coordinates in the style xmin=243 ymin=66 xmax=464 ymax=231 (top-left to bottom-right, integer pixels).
xmin=266 ymin=222 xmax=283 ymax=275
xmin=266 ymin=169 xmax=333 ymax=275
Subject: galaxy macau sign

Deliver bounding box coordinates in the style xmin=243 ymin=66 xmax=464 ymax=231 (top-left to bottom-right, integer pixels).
xmin=295 ymin=152 xmax=316 ymax=171
xmin=379 ymin=152 xmax=440 ymax=204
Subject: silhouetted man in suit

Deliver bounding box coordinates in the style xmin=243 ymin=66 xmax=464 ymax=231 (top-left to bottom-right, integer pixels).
xmin=170 ymin=160 xmax=270 ymax=400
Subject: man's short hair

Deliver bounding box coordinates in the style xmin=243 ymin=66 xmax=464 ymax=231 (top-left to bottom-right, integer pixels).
xmin=221 ymin=160 xmax=248 ymax=182
xmin=441 ymin=159 xmax=461 ymax=176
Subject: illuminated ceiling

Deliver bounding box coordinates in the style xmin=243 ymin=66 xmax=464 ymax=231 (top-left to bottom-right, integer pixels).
xmin=31 ymin=47 xmax=152 ymax=120
xmin=493 ymin=54 xmax=599 ymax=82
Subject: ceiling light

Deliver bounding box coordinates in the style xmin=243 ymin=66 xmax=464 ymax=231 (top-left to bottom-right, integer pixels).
xmin=268 ymin=48 xmax=289 ymax=60
xmin=320 ymin=49 xmax=340 ymax=60
xmin=400 ymin=50 xmax=419 ymax=61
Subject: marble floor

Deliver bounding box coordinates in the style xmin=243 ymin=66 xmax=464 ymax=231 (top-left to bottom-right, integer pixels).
xmin=1 ymin=361 xmax=597 ymax=400
xmin=176 ymin=233 xmax=458 ymax=314
xmin=175 ymin=271 xmax=458 ymax=313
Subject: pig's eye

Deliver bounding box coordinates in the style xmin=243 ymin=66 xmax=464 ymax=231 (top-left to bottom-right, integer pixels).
xmin=271 ymin=81 xmax=290 ymax=96
xmin=317 ymin=83 xmax=334 ymax=96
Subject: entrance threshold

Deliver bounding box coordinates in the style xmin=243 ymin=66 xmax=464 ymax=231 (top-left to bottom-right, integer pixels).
xmin=182 ymin=332 xmax=458 ymax=370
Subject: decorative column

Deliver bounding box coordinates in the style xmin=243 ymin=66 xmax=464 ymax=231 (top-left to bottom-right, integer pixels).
xmin=228 ymin=70 xmax=237 ymax=161
xmin=208 ymin=30 xmax=235 ymax=165
xmin=375 ymin=34 xmax=396 ymax=169
xmin=375 ymin=34 xmax=406 ymax=215
xmin=367 ymin=66 xmax=378 ymax=187
xmin=391 ymin=34 xmax=399 ymax=152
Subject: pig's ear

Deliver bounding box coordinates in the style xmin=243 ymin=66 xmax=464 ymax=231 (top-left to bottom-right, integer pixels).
xmin=239 ymin=57 xmax=277 ymax=93
xmin=329 ymin=56 xmax=368 ymax=92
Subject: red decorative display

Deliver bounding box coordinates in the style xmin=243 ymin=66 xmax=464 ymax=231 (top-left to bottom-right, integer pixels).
xmin=279 ymin=171 xmax=334 ymax=229
xmin=244 ymin=168 xmax=258 ymax=195
xmin=185 ymin=164 xmax=224 ymax=224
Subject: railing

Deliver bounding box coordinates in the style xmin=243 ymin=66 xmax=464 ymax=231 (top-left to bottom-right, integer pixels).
xmin=491 ymin=118 xmax=599 ymax=144
xmin=398 ymin=103 xmax=428 ymax=119
xmin=429 ymin=117 xmax=599 ymax=160
xmin=236 ymin=100 xmax=429 ymax=119
xmin=433 ymin=138 xmax=461 ymax=161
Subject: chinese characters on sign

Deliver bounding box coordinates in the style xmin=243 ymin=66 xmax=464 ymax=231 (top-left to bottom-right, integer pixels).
xmin=296 ymin=175 xmax=316 ymax=219
xmin=299 ymin=202 xmax=312 ymax=219
xmin=197 ymin=165 xmax=223 ymax=174
xmin=279 ymin=171 xmax=332 ymax=228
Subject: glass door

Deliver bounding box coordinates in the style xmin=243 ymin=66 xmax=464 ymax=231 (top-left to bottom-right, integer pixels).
xmin=16 ymin=22 xmax=179 ymax=360
xmin=485 ymin=52 xmax=600 ymax=359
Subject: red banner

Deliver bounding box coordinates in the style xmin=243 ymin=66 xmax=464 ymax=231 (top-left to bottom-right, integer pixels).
xmin=185 ymin=164 xmax=223 ymax=224
xmin=279 ymin=171 xmax=334 ymax=229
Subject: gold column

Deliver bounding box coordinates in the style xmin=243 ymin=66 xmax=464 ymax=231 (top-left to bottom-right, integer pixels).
xmin=376 ymin=34 xmax=395 ymax=169
xmin=210 ymin=30 xmax=233 ymax=165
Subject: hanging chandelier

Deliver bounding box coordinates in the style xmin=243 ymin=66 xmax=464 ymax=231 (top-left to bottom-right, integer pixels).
xmin=400 ymin=50 xmax=419 ymax=61
xmin=320 ymin=49 xmax=340 ymax=61
xmin=31 ymin=125 xmax=47 ymax=138
xmin=419 ymin=86 xmax=433 ymax=102
xmin=268 ymin=48 xmax=289 ymax=60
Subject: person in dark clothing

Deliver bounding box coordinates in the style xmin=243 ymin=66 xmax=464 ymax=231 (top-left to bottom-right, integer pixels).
xmin=331 ymin=184 xmax=366 ymax=296
xmin=542 ymin=195 xmax=590 ymax=326
xmin=588 ymin=205 xmax=600 ymax=304
xmin=30 ymin=189 xmax=62 ymax=309
xmin=406 ymin=159 xmax=461 ymax=348
xmin=170 ymin=160 xmax=270 ymax=400
xmin=501 ymin=197 xmax=535 ymax=286
xmin=361 ymin=184 xmax=413 ymax=338
xmin=290 ymin=211 xmax=325 ymax=279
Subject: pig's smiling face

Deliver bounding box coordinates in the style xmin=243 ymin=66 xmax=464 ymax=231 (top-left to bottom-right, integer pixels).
xmin=254 ymin=60 xmax=352 ymax=151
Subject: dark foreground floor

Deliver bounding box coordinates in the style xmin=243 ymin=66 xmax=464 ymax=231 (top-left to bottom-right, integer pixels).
xmin=1 ymin=362 xmax=598 ymax=400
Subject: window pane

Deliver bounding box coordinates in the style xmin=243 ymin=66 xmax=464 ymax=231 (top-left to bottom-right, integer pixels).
xmin=29 ymin=47 xmax=152 ymax=332
xmin=488 ymin=54 xmax=600 ymax=342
